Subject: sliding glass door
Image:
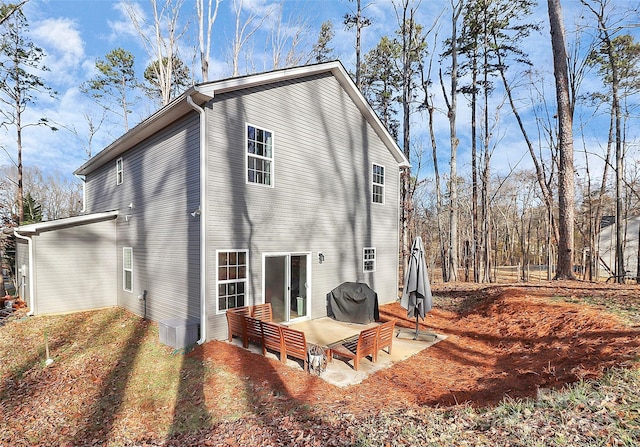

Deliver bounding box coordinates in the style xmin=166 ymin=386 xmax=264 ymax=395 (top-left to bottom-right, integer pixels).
xmin=264 ymin=253 xmax=309 ymax=323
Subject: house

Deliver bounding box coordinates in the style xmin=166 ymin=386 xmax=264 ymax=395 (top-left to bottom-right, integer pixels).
xmin=598 ymin=215 xmax=640 ymax=280
xmin=14 ymin=61 xmax=409 ymax=342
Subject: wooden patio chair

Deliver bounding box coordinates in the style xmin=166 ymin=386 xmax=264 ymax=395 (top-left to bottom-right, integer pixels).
xmin=261 ymin=321 xmax=285 ymax=362
xmin=251 ymin=303 xmax=273 ymax=322
xmin=377 ymin=320 xmax=396 ymax=357
xmin=280 ymin=326 xmax=309 ymax=372
xmin=226 ymin=306 xmax=250 ymax=344
xmin=328 ymin=325 xmax=379 ymax=371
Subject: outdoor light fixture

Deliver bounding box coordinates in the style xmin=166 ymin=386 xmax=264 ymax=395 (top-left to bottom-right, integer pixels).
xmin=190 ymin=207 xmax=201 ymax=217
xmin=318 ymin=252 xmax=325 ymax=263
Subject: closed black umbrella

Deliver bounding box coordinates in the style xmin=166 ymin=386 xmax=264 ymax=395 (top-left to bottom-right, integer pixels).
xmin=399 ymin=236 xmax=435 ymax=339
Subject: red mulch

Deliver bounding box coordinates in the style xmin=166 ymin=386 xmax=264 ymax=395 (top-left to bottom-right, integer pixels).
xmin=192 ymin=281 xmax=640 ymax=417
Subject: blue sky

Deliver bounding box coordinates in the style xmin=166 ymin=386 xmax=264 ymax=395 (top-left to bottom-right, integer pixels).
xmin=2 ymin=0 xmax=640 ymax=190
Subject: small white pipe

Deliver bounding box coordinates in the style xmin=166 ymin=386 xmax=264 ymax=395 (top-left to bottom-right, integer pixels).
xmin=187 ymin=91 xmax=210 ymax=345
xmin=14 ymin=230 xmax=35 ymax=316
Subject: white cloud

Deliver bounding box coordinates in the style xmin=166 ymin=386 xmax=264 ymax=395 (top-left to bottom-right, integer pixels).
xmin=31 ymin=17 xmax=85 ymax=85
xmin=108 ymin=0 xmax=147 ymax=43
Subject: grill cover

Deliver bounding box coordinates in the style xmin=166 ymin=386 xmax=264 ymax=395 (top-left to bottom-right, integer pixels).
xmin=326 ymin=282 xmax=380 ymax=324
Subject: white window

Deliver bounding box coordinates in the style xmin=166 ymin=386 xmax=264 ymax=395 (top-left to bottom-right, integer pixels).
xmin=123 ymin=247 xmax=133 ymax=292
xmin=363 ymin=247 xmax=376 ymax=272
xmin=372 ymin=164 xmax=384 ymax=204
xmin=246 ymin=124 xmax=273 ymax=186
xmin=217 ymin=250 xmax=248 ymax=312
xmin=116 ymin=157 xmax=123 ymax=185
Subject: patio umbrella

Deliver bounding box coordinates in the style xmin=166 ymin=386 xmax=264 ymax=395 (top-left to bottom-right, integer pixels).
xmin=399 ymin=236 xmax=435 ymax=339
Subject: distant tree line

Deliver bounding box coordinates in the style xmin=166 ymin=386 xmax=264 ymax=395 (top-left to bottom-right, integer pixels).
xmin=1 ymin=0 xmax=640 ymax=287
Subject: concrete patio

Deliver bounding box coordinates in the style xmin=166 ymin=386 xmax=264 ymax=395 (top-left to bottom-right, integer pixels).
xmin=228 ymin=317 xmax=445 ymax=387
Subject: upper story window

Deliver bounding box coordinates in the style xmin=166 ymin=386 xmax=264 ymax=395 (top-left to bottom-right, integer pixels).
xmin=372 ymin=163 xmax=384 ymax=204
xmin=247 ymin=124 xmax=273 ymax=186
xmin=116 ymin=157 xmax=124 ymax=185
xmin=217 ymin=250 xmax=248 ymax=313
xmin=363 ymin=247 xmax=376 ymax=272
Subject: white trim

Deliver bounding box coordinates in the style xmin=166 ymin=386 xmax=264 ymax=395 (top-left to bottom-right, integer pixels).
xmin=372 ymin=163 xmax=385 ymax=205
xmin=215 ymin=249 xmax=249 ymax=315
xmin=123 ymin=247 xmax=133 ymax=292
xmin=116 ymin=157 xmax=123 ymax=185
xmin=245 ymin=122 xmax=275 ymax=188
xmin=262 ymin=251 xmax=312 ymax=323
xmin=363 ymin=247 xmax=377 ymax=273
xmin=16 ymin=211 xmax=119 ymax=234
xmin=74 ymin=61 xmax=408 ymax=177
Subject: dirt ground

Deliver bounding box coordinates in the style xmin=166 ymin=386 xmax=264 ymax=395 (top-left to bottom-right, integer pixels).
xmin=194 ymin=281 xmax=640 ymax=415
xmin=2 ymin=281 xmax=639 ymax=446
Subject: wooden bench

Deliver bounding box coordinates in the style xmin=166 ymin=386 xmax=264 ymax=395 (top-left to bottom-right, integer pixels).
xmin=280 ymin=326 xmax=309 ymax=372
xmin=377 ymin=320 xmax=396 ymax=357
xmin=226 ymin=303 xmax=273 ymax=348
xmin=251 ymin=303 xmax=272 ymax=322
xmin=226 ymin=306 xmax=250 ymax=345
xmin=261 ymin=321 xmax=285 ymax=362
xmin=244 ymin=316 xmax=263 ymax=348
xmin=328 ymin=325 xmax=379 ymax=371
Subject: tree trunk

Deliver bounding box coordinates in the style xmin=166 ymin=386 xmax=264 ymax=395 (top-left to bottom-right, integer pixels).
xmin=547 ymin=0 xmax=576 ymax=280
xmin=471 ymin=44 xmax=479 ymax=283
xmin=447 ymin=1 xmax=462 ymax=282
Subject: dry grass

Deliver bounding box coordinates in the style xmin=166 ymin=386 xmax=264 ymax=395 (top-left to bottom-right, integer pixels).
xmin=1 ymin=284 xmax=639 ymax=446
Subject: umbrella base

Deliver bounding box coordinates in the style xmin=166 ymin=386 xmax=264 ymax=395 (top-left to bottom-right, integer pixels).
xmin=396 ymin=312 xmax=438 ymax=341
xmin=396 ymin=327 xmax=438 ymax=341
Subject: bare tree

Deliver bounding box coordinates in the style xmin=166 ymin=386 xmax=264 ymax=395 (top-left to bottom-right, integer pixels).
xmin=229 ymin=0 xmax=274 ymax=76
xmin=196 ymin=0 xmax=221 ymax=82
xmin=581 ymin=0 xmax=640 ymax=282
xmin=440 ymin=0 xmax=463 ymax=282
xmin=344 ymin=0 xmax=372 ymax=90
xmin=547 ymin=0 xmax=576 ymax=280
xmin=267 ymin=3 xmax=309 ymax=70
xmin=420 ymin=20 xmax=448 ymax=280
xmin=125 ymin=0 xmax=187 ymax=106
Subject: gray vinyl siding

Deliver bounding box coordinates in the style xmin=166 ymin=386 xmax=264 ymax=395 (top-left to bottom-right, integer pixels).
xmin=205 ymin=73 xmax=401 ymax=340
xmin=85 ymin=113 xmax=201 ymax=323
xmin=30 ymin=219 xmax=117 ymax=315
xmin=15 ymin=239 xmax=29 ymax=305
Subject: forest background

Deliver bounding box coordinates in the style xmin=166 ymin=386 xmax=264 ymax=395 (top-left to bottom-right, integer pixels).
xmin=1 ymin=0 xmax=639 ymax=287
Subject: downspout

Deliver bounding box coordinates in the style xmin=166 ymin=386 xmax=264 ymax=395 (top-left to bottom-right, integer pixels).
xmin=14 ymin=230 xmax=35 ymax=316
xmin=74 ymin=174 xmax=86 ymax=213
xmin=187 ymin=90 xmax=209 ymax=344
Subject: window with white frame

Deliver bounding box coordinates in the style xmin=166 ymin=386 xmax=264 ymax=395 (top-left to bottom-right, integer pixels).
xmin=123 ymin=247 xmax=133 ymax=292
xmin=116 ymin=157 xmax=124 ymax=185
xmin=363 ymin=247 xmax=376 ymax=272
xmin=246 ymin=124 xmax=273 ymax=186
xmin=372 ymin=164 xmax=384 ymax=204
xmin=217 ymin=250 xmax=247 ymax=312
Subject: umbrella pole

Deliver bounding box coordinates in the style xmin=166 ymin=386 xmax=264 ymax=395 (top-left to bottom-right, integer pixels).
xmin=414 ymin=312 xmax=419 ymax=340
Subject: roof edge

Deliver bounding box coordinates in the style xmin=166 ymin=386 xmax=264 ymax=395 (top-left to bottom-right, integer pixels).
xmin=16 ymin=211 xmax=119 ymax=235
xmin=74 ymin=61 xmax=408 ymax=176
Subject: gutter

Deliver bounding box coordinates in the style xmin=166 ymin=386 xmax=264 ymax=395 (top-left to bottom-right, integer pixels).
xmin=13 ymin=230 xmax=35 ymax=316
xmin=73 ymin=174 xmax=86 ymax=213
xmin=187 ymin=89 xmax=209 ymax=345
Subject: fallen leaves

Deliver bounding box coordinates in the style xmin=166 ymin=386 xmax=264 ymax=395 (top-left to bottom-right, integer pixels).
xmin=1 ymin=281 xmax=639 ymax=445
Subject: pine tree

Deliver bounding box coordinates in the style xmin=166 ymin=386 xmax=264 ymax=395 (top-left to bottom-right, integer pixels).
xmin=82 ymin=48 xmax=137 ymax=133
